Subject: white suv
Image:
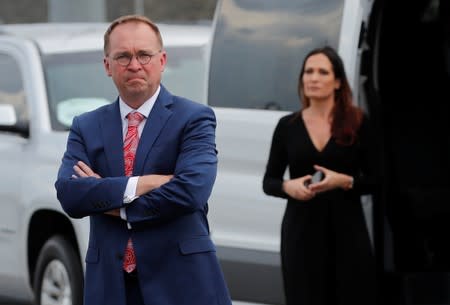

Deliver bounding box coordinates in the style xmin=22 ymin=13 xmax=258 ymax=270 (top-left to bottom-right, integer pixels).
xmin=0 ymin=22 xmax=210 ymax=305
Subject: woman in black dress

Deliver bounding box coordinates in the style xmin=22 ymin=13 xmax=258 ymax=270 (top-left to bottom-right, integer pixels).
xmin=263 ymin=46 xmax=377 ymax=305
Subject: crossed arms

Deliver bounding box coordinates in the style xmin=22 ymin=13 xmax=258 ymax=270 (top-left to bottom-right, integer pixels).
xmin=72 ymin=160 xmax=172 ymax=217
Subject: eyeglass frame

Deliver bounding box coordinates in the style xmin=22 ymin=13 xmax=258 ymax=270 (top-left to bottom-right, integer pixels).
xmin=111 ymin=50 xmax=162 ymax=66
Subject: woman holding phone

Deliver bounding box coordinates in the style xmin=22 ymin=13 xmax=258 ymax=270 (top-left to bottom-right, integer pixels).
xmin=262 ymin=46 xmax=378 ymax=305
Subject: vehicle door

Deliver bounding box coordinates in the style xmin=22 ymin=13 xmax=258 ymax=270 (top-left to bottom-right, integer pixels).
xmin=0 ymin=40 xmax=31 ymax=294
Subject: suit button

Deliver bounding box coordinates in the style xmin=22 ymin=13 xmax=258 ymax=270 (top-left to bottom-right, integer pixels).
xmin=117 ymin=253 xmax=124 ymax=260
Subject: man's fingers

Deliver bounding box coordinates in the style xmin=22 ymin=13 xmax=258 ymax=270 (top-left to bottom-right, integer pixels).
xmin=73 ymin=165 xmax=88 ymax=177
xmin=77 ymin=161 xmax=95 ymax=175
xmin=73 ymin=161 xmax=101 ymax=178
xmin=104 ymin=209 xmax=120 ymax=217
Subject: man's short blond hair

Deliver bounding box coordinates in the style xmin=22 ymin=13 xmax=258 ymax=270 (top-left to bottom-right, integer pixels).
xmin=104 ymin=15 xmax=163 ymax=55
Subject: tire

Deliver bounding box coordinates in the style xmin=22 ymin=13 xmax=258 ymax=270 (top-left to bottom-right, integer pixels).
xmin=33 ymin=235 xmax=84 ymax=305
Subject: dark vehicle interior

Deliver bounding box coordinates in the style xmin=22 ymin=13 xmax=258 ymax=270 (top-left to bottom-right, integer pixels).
xmin=364 ymin=0 xmax=450 ymax=303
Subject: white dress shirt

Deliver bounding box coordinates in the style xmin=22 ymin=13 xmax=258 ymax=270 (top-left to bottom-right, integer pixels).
xmin=119 ymin=85 xmax=160 ymax=224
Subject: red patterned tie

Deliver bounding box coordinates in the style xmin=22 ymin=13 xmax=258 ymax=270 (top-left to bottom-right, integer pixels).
xmin=123 ymin=111 xmax=144 ymax=273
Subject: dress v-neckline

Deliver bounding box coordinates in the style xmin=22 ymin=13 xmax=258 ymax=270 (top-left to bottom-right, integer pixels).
xmin=300 ymin=114 xmax=332 ymax=153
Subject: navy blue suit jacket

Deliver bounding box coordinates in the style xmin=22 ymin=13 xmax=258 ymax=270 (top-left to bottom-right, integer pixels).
xmin=55 ymin=86 xmax=231 ymax=305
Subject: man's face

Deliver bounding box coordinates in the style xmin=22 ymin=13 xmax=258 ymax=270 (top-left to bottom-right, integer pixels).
xmin=104 ymin=21 xmax=166 ymax=107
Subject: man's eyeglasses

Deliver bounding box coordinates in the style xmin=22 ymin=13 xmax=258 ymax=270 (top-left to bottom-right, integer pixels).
xmin=112 ymin=50 xmax=161 ymax=66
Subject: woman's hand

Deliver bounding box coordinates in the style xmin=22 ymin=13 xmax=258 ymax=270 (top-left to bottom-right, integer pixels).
xmin=308 ymin=165 xmax=353 ymax=193
xmin=282 ymin=175 xmax=316 ymax=201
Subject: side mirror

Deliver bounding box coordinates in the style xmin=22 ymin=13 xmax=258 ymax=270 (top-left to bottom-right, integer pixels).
xmin=0 ymin=104 xmax=29 ymax=137
xmin=0 ymin=104 xmax=17 ymax=126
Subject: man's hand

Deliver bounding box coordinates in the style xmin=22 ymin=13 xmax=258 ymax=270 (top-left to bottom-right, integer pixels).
xmin=73 ymin=161 xmax=101 ymax=178
xmin=104 ymin=210 xmax=121 ymax=217
xmin=72 ymin=161 xmax=121 ymax=216
xmin=136 ymin=174 xmax=174 ymax=196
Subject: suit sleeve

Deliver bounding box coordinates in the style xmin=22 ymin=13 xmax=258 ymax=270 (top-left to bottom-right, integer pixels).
xmin=125 ymin=106 xmax=218 ymax=225
xmin=54 ymin=115 xmax=129 ymax=218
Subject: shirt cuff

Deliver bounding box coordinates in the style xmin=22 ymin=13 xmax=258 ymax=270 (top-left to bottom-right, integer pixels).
xmin=120 ymin=208 xmax=132 ymax=229
xmin=122 ymin=176 xmax=140 ymax=229
xmin=124 ymin=176 xmax=139 ymax=203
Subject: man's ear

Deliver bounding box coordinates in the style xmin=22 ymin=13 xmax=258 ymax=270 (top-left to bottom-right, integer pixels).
xmin=159 ymin=51 xmax=167 ymax=72
xmin=104 ymin=57 xmax=112 ymax=77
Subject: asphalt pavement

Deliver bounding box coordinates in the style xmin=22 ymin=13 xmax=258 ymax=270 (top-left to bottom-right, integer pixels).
xmin=0 ymin=297 xmax=268 ymax=305
xmin=0 ymin=298 xmax=30 ymax=305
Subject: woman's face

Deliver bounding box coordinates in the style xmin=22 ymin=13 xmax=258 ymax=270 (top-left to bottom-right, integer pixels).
xmin=302 ymin=53 xmax=340 ymax=101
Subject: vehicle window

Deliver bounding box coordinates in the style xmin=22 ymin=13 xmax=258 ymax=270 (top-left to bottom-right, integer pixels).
xmin=208 ymin=0 xmax=345 ymax=111
xmin=44 ymin=46 xmax=207 ymax=131
xmin=163 ymin=45 xmax=207 ymax=104
xmin=43 ymin=51 xmax=116 ymax=131
xmin=0 ymin=53 xmax=28 ymax=124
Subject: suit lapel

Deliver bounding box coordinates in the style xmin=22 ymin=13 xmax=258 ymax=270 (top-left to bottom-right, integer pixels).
xmin=100 ymin=99 xmax=125 ymax=177
xmin=134 ymin=87 xmax=173 ymax=175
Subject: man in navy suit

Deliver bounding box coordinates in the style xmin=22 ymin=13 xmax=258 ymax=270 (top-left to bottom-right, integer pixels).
xmin=55 ymin=15 xmax=231 ymax=305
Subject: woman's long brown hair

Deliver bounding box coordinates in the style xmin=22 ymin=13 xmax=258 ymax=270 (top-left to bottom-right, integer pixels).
xmin=298 ymin=46 xmax=362 ymax=145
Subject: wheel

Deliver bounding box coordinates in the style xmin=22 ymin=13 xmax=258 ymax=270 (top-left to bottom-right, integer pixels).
xmin=33 ymin=235 xmax=84 ymax=305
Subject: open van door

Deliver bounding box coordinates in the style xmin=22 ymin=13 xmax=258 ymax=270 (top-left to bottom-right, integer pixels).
xmin=362 ymin=0 xmax=450 ymax=304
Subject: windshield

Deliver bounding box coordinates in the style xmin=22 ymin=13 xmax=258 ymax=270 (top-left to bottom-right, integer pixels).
xmin=208 ymin=0 xmax=344 ymax=111
xmin=44 ymin=46 xmax=207 ymax=131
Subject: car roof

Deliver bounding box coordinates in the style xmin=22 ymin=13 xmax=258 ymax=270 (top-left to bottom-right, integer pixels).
xmin=0 ymin=22 xmax=211 ymax=54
